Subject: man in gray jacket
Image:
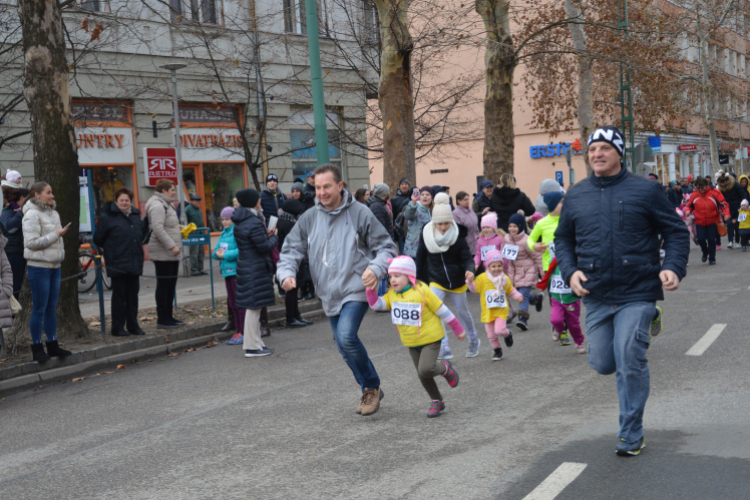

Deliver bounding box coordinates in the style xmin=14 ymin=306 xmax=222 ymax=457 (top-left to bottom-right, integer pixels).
xmin=278 ymin=164 xmax=397 ymax=416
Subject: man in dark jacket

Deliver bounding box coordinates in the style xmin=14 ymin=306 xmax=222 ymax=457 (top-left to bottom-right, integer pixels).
xmin=472 ymin=181 xmax=494 ymax=224
xmin=555 ymin=126 xmax=689 ymax=457
xmin=233 ymin=188 xmax=279 ymax=357
xmin=717 ymin=173 xmax=749 ymax=248
xmin=391 ymin=178 xmax=412 ymax=251
xmin=303 ymin=171 xmax=316 ymax=200
xmin=366 ymin=183 xmax=393 ymax=238
xmin=185 ymin=194 xmax=206 ymax=276
xmin=259 ymin=173 xmax=287 ymax=224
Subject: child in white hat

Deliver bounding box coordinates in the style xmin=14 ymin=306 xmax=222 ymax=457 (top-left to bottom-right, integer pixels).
xmin=366 ymin=255 xmax=465 ymax=418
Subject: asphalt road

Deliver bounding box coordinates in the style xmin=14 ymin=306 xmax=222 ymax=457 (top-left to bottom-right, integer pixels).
xmin=4 ymin=246 xmax=750 ymax=499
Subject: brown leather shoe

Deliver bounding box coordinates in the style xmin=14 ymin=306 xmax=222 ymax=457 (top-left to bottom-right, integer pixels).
xmin=359 ymin=387 xmax=384 ymax=416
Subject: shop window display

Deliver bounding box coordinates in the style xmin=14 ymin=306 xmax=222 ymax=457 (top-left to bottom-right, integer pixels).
xmin=183 ymin=163 xmax=245 ymax=233
xmin=82 ymin=166 xmax=134 ymax=219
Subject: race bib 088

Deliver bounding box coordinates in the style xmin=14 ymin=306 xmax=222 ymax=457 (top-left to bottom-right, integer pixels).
xmin=484 ymin=289 xmax=507 ymax=309
xmin=391 ymin=302 xmax=422 ymax=326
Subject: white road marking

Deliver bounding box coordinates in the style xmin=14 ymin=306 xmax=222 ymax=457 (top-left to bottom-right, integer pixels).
xmin=522 ymin=462 xmax=587 ymax=500
xmin=686 ymin=323 xmax=726 ymax=356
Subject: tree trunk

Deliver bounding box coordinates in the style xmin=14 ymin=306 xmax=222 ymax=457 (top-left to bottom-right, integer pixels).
xmin=564 ymin=0 xmax=592 ymax=175
xmin=698 ymin=23 xmax=720 ymax=174
xmin=477 ymin=0 xmax=515 ymax=182
xmin=17 ymin=0 xmax=88 ymax=342
xmin=374 ymin=0 xmax=415 ymax=192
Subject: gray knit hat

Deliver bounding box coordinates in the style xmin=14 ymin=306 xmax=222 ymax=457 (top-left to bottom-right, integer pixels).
xmin=291 ymin=181 xmax=304 ymax=193
xmin=371 ymin=183 xmax=390 ymax=199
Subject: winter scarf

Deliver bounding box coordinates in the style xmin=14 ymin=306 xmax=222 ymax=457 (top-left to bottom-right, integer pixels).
xmin=422 ymin=221 xmax=458 ymax=253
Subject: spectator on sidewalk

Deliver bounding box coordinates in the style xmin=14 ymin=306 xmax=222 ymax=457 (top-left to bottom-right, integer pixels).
xmin=185 ymin=193 xmax=206 ymax=276
xmin=146 ymin=179 xmax=184 ymax=329
xmin=95 ymin=188 xmax=147 ymax=337
xmin=260 ymin=173 xmax=287 ymax=225
xmin=291 ymin=180 xmax=315 ymax=212
xmin=23 ymin=182 xmax=72 ymax=363
xmin=212 ymin=206 xmax=246 ymax=345
xmin=0 ymin=233 xmax=12 ymax=356
xmin=1 ymin=170 xmax=29 ymax=298
xmin=277 ymin=197 xmax=313 ymax=328
xmin=233 ymin=188 xmax=279 ymax=357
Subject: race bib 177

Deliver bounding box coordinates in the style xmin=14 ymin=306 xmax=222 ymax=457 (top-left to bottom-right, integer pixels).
xmin=480 ymin=245 xmax=496 ymax=261
xmin=501 ymin=244 xmax=519 ymax=261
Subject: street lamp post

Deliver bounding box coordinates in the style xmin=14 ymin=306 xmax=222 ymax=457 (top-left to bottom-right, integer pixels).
xmin=159 ymin=63 xmax=188 ymax=225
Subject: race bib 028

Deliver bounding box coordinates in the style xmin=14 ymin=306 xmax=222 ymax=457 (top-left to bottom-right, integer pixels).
xmin=484 ymin=289 xmax=507 ymax=309
xmin=550 ymin=275 xmax=572 ymax=295
xmin=391 ymin=302 xmax=422 ymax=326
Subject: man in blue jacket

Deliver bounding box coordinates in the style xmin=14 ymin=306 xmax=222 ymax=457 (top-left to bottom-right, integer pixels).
xmin=555 ymin=126 xmax=689 ymax=457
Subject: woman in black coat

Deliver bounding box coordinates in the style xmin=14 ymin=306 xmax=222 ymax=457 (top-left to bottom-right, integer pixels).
xmin=232 ymin=188 xmax=279 ymax=357
xmin=93 ymin=188 xmax=146 ymax=336
xmin=277 ymin=198 xmax=312 ymax=328
xmin=490 ymin=173 xmax=535 ymax=231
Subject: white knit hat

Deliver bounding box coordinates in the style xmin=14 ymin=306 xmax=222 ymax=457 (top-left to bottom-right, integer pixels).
xmin=388 ymin=256 xmax=417 ymax=285
xmin=431 ymin=192 xmax=453 ymax=224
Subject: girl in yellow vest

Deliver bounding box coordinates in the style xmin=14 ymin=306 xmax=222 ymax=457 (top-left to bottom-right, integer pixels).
xmin=366 ymin=255 xmax=465 ymax=418
xmin=468 ymin=249 xmax=525 ymax=361
xmin=738 ymin=199 xmax=750 ymax=251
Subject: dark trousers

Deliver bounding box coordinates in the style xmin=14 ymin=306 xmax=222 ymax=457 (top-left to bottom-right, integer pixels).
xmin=154 ymin=261 xmax=179 ymax=323
xmin=224 ymin=276 xmax=246 ymax=334
xmin=407 ymin=341 xmax=446 ymax=401
xmin=111 ymin=274 xmax=140 ymax=332
xmin=6 ymin=253 xmax=26 ymax=299
xmin=696 ymin=224 xmax=718 ymax=262
xmin=285 ymin=286 xmax=301 ymax=322
xmin=727 ymin=219 xmax=740 ymax=244
xmin=741 ymin=234 xmax=750 ymax=247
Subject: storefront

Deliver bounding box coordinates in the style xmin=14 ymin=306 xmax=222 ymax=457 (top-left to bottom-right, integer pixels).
xmin=177 ymin=104 xmax=248 ymax=234
xmin=73 ymin=100 xmax=138 ymax=225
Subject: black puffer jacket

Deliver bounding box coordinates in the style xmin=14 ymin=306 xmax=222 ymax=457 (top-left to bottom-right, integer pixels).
xmin=232 ymin=206 xmax=279 ymax=310
xmin=278 ymin=198 xmax=307 ymax=250
xmin=260 ymin=188 xmax=287 ymax=224
xmin=1 ymin=205 xmax=24 ymax=255
xmin=93 ymin=202 xmax=146 ymax=277
xmin=366 ymin=195 xmax=393 ymax=237
xmin=391 ymin=189 xmax=412 ymax=239
xmin=415 ymin=224 xmax=473 ymax=290
xmin=490 ymin=186 xmax=535 ymax=231
xmin=718 ymin=175 xmax=749 ymax=217
xmin=555 ymin=168 xmax=689 ymax=305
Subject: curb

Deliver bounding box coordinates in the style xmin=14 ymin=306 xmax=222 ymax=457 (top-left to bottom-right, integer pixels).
xmin=0 ymin=304 xmax=325 ymax=394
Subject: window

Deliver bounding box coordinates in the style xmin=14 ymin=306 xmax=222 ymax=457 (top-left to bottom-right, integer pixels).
xmin=290 ymin=129 xmax=341 ymax=178
xmin=63 ymin=0 xmax=110 ymax=12
xmin=362 ymin=0 xmax=379 ymax=44
xmin=430 ymin=169 xmax=449 ymax=174
xmin=171 ymin=0 xmax=219 ymax=24
xmin=284 ymin=0 xmax=329 ymax=36
xmin=81 ymin=166 xmax=135 ymax=220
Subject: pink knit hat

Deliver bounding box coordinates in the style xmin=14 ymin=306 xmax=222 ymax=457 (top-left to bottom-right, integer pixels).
xmin=388 ymin=255 xmax=417 ymax=285
xmin=481 ymin=212 xmax=497 ymax=228
xmin=483 ymin=249 xmax=504 ymax=269
xmin=530 ymin=212 xmax=544 ymax=224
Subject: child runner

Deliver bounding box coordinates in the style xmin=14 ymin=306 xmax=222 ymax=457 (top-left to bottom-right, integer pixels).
xmin=474 ymin=212 xmax=505 ymax=273
xmin=212 ymin=207 xmax=246 ymax=345
xmin=366 ymin=256 xmax=465 ymax=418
xmin=468 ymin=249 xmax=524 ymax=360
xmin=537 ymin=257 xmax=586 ymax=353
xmin=739 ymin=199 xmax=750 ymax=251
xmin=415 ymin=193 xmax=481 ymax=360
xmin=528 ymin=191 xmax=565 ymax=340
xmin=504 ymin=213 xmax=544 ymax=331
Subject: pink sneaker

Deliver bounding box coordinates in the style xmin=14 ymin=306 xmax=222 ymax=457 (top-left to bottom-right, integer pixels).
xmin=442 ymin=360 xmax=459 ymax=388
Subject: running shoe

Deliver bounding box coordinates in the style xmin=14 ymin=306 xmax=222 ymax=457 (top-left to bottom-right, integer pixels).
xmin=466 ymin=339 xmax=480 ymax=358
xmin=560 ymin=332 xmax=571 ymax=346
xmin=576 ymin=342 xmax=587 ymax=354
xmin=709 ymin=260 xmax=716 ymax=265
xmin=226 ymin=333 xmax=243 ymax=345
xmin=504 ymin=332 xmax=514 ymax=348
xmin=701 ymin=253 xmax=707 ymax=262
xmin=245 ymin=347 xmax=273 ymax=357
xmin=717 ymin=244 xmax=722 ymax=249
xmin=442 ymin=360 xmax=459 ymax=388
xmin=552 ymin=327 xmax=560 ymax=342
xmin=616 ymin=436 xmax=645 ymax=456
xmin=535 ymin=293 xmax=544 ymax=313
xmin=516 ymin=317 xmax=528 ymax=331
xmin=727 ymin=242 xmax=734 ymax=249
xmin=440 ymin=346 xmax=454 ymax=360
xmin=650 ymin=306 xmax=663 ymax=338
xmin=492 ymin=348 xmax=503 ymax=360
xmin=427 ymin=400 xmax=446 ymax=418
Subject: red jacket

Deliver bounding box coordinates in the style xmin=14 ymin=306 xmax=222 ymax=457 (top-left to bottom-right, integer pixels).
xmin=686 ymin=188 xmax=729 ymax=226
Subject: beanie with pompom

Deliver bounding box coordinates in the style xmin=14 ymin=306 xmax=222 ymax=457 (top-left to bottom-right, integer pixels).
xmin=481 ymin=211 xmax=497 ymax=228
xmin=431 ymin=192 xmax=454 ymax=224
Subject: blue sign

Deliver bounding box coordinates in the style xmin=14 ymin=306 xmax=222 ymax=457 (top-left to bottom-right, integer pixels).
xmin=530 ymin=143 xmax=583 ymax=159
xmin=183 ymin=234 xmax=209 ymax=246
xmin=648 ymin=135 xmax=661 ymax=153
xmin=555 ymin=171 xmax=563 ymax=183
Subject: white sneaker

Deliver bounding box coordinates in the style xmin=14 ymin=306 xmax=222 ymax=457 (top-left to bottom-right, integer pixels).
xmin=728 ymin=242 xmax=734 ymax=249
xmin=576 ymin=343 xmax=587 ymax=354
xmin=466 ymin=338 xmax=480 ymax=358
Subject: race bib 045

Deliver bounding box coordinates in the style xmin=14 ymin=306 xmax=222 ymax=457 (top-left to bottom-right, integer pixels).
xmin=484 ymin=289 xmax=507 ymax=309
xmin=391 ymin=302 xmax=422 ymax=326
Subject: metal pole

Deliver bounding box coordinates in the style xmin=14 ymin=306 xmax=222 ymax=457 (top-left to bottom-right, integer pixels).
xmin=304 ymin=0 xmax=330 ymax=165
xmin=739 ymin=117 xmax=744 ymax=175
xmin=87 ymin=169 xmax=107 ymax=343
xmin=171 ymin=70 xmax=187 ymax=225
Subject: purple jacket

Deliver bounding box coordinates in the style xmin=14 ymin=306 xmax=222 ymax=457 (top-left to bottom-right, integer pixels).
xmin=453 ymin=206 xmax=479 ymax=256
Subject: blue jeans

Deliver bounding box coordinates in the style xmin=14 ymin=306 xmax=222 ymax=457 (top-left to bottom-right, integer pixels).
xmin=377 ymin=276 xmax=388 ymax=297
xmin=584 ymin=298 xmax=654 ymax=444
xmin=517 ymin=286 xmax=534 ymax=312
xmin=329 ymin=301 xmax=380 ymax=392
xmin=28 ymin=266 xmax=61 ymax=344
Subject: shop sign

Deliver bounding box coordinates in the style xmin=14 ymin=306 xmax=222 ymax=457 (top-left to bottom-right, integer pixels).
xmin=72 ymin=101 xmax=129 ymax=124
xmin=529 ymin=139 xmax=583 ymax=159
xmin=677 ymin=144 xmax=697 ymax=151
xmin=178 ymin=104 xmax=239 ymax=125
xmin=75 ymin=127 xmax=134 ymax=164
xmin=720 ymin=141 xmax=739 ymax=151
xmin=143 ymin=148 xmax=179 ymax=186
xmin=177 ymin=128 xmax=245 ymax=162
xmin=180 ymin=133 xmax=243 ymax=148
xmin=648 ymin=135 xmax=661 ymax=153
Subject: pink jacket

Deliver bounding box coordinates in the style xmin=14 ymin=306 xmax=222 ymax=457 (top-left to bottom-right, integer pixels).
xmin=503 ymin=232 xmax=543 ymax=288
xmin=474 ymin=233 xmax=504 ymax=268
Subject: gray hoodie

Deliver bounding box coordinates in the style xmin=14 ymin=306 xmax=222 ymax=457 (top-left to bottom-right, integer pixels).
xmin=276 ymin=188 xmax=397 ymax=316
xmin=534 ymin=179 xmax=564 ymax=216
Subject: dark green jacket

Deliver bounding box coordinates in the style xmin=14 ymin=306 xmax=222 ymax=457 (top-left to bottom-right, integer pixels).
xmin=185 ymin=203 xmax=204 ymax=228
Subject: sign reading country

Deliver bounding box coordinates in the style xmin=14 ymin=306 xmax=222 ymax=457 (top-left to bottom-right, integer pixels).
xmin=143 ymin=148 xmax=179 ymax=186
xmin=530 ymin=138 xmax=583 ymax=159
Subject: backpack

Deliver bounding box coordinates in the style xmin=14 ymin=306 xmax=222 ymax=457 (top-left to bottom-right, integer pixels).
xmin=142 ymin=200 xmax=170 ymax=245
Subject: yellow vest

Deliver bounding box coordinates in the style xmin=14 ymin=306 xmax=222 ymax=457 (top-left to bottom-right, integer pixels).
xmin=739 ymin=209 xmax=750 ymax=230
xmin=474 ymin=272 xmax=516 ymax=324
